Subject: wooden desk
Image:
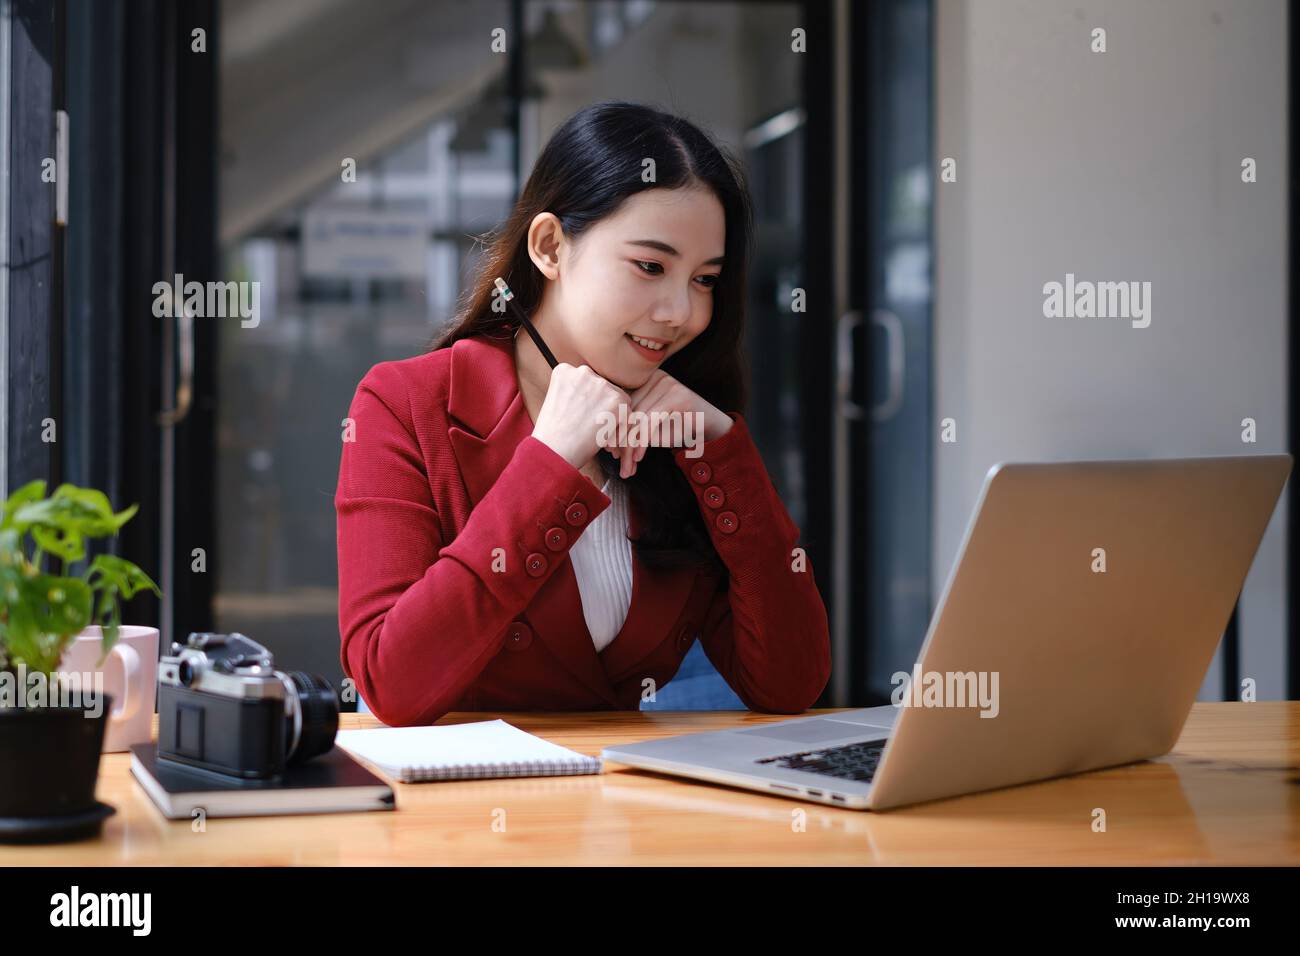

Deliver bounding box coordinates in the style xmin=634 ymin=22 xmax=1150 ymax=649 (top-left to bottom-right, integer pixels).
xmin=4 ymin=702 xmax=1297 ymax=865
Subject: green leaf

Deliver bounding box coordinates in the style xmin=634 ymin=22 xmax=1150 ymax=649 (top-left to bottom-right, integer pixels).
xmin=50 ymin=484 xmax=113 ymax=519
xmin=56 ymin=486 xmax=138 ymax=535
xmin=15 ymin=500 xmax=111 ymax=539
xmin=0 ymin=483 xmax=158 ymax=678
xmin=95 ymin=589 xmax=124 ymax=657
xmin=85 ymin=554 xmax=161 ymax=600
xmin=30 ymin=524 xmax=86 ymax=564
xmin=1 ymin=599 xmax=46 ymax=672
xmin=1 ymin=480 xmax=47 ymax=531
xmin=23 ymin=574 xmax=93 ymax=636
xmin=0 ymin=528 xmax=22 ymax=578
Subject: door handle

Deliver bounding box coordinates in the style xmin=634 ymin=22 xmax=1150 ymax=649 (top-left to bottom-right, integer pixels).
xmin=836 ymin=310 xmax=865 ymax=421
xmin=871 ymin=308 xmax=905 ymax=423
xmin=155 ymin=285 xmax=194 ymax=427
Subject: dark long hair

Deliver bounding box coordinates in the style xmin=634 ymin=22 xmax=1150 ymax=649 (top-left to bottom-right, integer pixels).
xmin=432 ymin=101 xmax=752 ymax=576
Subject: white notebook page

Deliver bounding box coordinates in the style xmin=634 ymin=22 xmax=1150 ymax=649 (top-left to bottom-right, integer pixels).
xmin=335 ymin=719 xmax=600 ymax=778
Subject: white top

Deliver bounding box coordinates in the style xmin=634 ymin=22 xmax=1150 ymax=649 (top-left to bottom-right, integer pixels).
xmin=569 ymin=477 xmax=633 ymax=652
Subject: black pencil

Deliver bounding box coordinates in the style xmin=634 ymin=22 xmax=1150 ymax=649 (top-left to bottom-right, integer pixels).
xmin=495 ymin=278 xmax=558 ymax=369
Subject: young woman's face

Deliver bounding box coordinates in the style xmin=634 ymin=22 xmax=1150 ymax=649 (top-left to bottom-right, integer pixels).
xmin=534 ymin=186 xmax=726 ymax=391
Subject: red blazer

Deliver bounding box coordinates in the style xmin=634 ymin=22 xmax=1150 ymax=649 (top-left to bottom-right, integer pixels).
xmin=334 ymin=332 xmax=831 ymax=726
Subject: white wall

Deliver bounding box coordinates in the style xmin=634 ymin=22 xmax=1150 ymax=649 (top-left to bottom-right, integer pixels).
xmin=934 ymin=0 xmax=1289 ymax=699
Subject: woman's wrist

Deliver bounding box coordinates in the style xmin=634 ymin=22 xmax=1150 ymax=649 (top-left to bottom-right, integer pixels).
xmin=532 ymin=427 xmax=585 ymax=470
xmin=702 ymin=407 xmax=735 ymax=442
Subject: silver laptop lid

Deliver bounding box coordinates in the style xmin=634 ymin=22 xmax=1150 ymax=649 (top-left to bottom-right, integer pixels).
xmin=868 ymin=454 xmax=1291 ymax=810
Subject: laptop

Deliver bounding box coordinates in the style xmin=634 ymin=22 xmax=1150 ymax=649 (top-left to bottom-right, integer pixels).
xmin=602 ymin=454 xmax=1292 ymax=810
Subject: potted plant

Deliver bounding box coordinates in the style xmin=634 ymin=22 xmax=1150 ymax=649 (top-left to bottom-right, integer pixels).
xmin=0 ymin=480 xmax=159 ymax=843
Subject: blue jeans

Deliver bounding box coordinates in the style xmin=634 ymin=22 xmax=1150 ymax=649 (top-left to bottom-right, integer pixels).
xmin=640 ymin=640 xmax=746 ymax=711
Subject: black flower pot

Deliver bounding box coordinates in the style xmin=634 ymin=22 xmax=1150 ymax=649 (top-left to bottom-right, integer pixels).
xmin=0 ymin=697 xmax=117 ymax=844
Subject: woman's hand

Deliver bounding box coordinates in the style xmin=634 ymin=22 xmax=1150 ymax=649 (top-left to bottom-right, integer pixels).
xmin=617 ymin=369 xmax=733 ymax=478
xmin=531 ymin=363 xmax=633 ymax=472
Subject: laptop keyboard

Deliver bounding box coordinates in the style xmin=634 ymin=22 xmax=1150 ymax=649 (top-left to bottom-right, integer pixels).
xmin=756 ymin=739 xmax=886 ymax=783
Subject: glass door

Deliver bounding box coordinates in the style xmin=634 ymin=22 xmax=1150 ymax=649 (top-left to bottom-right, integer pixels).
xmin=841 ymin=0 xmax=934 ymax=705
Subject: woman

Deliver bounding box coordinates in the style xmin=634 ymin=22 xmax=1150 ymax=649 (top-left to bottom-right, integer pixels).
xmin=335 ymin=101 xmax=830 ymax=727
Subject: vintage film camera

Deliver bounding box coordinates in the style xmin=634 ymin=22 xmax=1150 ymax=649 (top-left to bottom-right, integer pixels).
xmin=157 ymin=632 xmax=339 ymax=779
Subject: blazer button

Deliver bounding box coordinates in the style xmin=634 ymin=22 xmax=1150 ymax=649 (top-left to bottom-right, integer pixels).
xmin=689 ymin=461 xmax=712 ymax=485
xmin=525 ymin=552 xmax=548 ymax=576
xmin=676 ymin=625 xmax=695 ymax=653
xmin=715 ymin=511 xmax=738 ymax=534
xmin=565 ymin=502 xmax=589 ymax=526
xmin=506 ymin=621 xmax=533 ymax=651
xmin=703 ymin=485 xmax=725 ymax=509
xmin=544 ymin=526 xmax=567 ymax=551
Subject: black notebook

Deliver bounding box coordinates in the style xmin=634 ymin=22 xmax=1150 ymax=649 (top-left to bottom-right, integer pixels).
xmin=129 ymin=744 xmax=396 ymax=819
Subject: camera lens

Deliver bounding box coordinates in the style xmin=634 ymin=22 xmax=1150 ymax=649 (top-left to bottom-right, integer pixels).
xmin=283 ymin=671 xmax=339 ymax=764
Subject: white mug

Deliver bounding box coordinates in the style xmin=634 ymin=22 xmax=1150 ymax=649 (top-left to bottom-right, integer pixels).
xmin=56 ymin=625 xmax=159 ymax=753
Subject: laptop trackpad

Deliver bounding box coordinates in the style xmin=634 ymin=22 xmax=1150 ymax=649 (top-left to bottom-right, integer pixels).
xmin=737 ymin=719 xmax=872 ymax=745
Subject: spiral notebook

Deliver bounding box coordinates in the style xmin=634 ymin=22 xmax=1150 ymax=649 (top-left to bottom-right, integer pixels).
xmin=334 ymin=719 xmax=603 ymax=783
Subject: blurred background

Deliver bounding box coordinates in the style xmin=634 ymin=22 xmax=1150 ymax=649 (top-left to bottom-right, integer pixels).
xmin=1 ymin=0 xmax=1293 ymax=710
